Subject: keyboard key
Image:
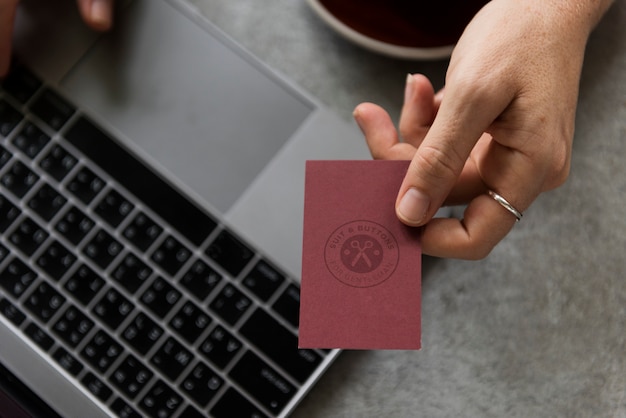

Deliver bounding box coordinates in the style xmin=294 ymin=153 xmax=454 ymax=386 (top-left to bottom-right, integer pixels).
xmin=81 ymin=372 xmax=113 ymax=403
xmin=0 ymin=297 xmax=26 ymax=326
xmin=94 ymin=189 xmax=133 ymax=227
xmin=210 ymin=387 xmax=268 ymax=418
xmin=140 ymin=276 xmax=181 ymax=318
xmin=123 ymin=212 xmax=162 ymax=251
xmin=0 ymin=99 xmax=23 ymax=136
xmin=199 ymin=325 xmax=242 ymax=369
xmin=64 ymin=264 xmax=105 ymax=306
xmin=92 ymin=287 xmax=134 ymax=330
xmin=65 ymin=116 xmax=217 ymax=246
xmin=1 ymin=160 xmax=39 ymax=198
xmin=150 ymin=336 xmax=193 ymax=381
xmin=81 ymin=329 xmax=123 ymax=373
xmin=0 ymin=144 xmax=12 ymax=169
xmin=111 ymin=398 xmax=142 ymax=418
xmin=209 ymin=283 xmax=252 ymax=325
xmin=24 ymin=281 xmax=66 ymax=323
xmin=180 ymin=361 xmax=224 ymax=407
xmin=36 ymin=240 xmax=76 ymax=281
xmin=0 ymin=195 xmax=20 ymax=232
xmin=0 ymin=258 xmax=37 ymax=298
xmin=109 ymin=354 xmax=154 ymax=400
xmin=55 ymin=206 xmax=95 ymax=245
xmin=206 ymin=229 xmax=254 ymax=277
xmin=179 ymin=259 xmax=222 ymax=301
xmin=52 ymin=347 xmax=83 ymax=376
xmin=82 ymin=228 xmax=123 ymax=269
xmin=241 ymin=308 xmax=322 ymax=384
xmin=66 ymin=166 xmax=105 ymax=204
xmin=139 ymin=380 xmax=182 ymax=418
xmin=0 ymin=243 xmax=8 ymax=263
xmin=24 ymin=322 xmax=54 ymax=351
xmin=52 ymin=305 xmax=94 ymax=347
xmin=1 ymin=66 xmax=41 ymax=103
xmin=122 ymin=312 xmax=164 ymax=356
xmin=9 ymin=216 xmax=49 ymax=256
xmin=178 ymin=405 xmax=205 ymax=418
xmin=11 ymin=121 xmax=50 ymax=158
xmin=272 ymin=283 xmax=300 ymax=328
xmin=111 ymin=253 xmax=153 ymax=294
xmin=229 ymin=351 xmax=295 ymax=415
xmin=151 ymin=235 xmax=191 ymax=276
xmin=29 ymin=87 xmax=75 ymax=131
xmin=27 ymin=183 xmax=67 ymax=221
xmin=169 ymin=301 xmax=211 ymax=344
xmin=39 ymin=144 xmax=78 ymax=182
xmin=243 ymin=260 xmax=285 ymax=302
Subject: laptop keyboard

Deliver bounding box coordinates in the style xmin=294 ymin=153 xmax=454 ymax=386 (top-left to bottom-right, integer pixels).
xmin=0 ymin=65 xmax=332 ymax=418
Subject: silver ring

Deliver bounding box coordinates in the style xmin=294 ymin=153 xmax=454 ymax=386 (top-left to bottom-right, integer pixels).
xmin=488 ymin=190 xmax=523 ymax=221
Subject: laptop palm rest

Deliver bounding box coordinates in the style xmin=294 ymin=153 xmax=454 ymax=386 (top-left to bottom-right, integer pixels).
xmin=58 ymin=0 xmax=314 ymax=215
xmin=15 ymin=0 xmax=369 ymax=276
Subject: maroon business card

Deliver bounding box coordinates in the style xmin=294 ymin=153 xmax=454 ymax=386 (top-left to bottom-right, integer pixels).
xmin=299 ymin=160 xmax=421 ymax=350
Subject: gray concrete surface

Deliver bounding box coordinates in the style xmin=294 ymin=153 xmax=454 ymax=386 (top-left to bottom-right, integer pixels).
xmin=188 ymin=1 xmax=626 ymax=416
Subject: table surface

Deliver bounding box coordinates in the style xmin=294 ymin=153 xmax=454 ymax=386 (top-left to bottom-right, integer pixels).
xmin=187 ymin=1 xmax=626 ymax=417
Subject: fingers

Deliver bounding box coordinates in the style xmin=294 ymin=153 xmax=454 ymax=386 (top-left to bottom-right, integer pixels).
xmin=421 ymin=194 xmax=517 ymax=259
xmin=355 ymin=71 xmax=546 ymax=260
xmin=395 ymin=79 xmax=514 ymax=227
xmin=353 ymin=102 xmax=417 ymax=161
xmin=441 ymin=134 xmax=490 ymax=206
xmin=76 ymin=0 xmax=114 ymax=31
xmin=398 ymin=74 xmax=437 ymax=146
xmin=0 ymin=0 xmax=20 ymax=77
xmin=424 ymin=133 xmax=542 ymax=259
xmin=355 ymin=74 xmax=443 ymax=161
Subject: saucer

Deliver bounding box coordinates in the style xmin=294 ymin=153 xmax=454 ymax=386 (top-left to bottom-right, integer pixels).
xmin=307 ymin=0 xmax=483 ymax=60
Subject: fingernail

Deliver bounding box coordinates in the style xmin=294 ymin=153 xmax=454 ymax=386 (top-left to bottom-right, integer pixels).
xmin=404 ymin=74 xmax=415 ymax=103
xmin=91 ymin=0 xmax=112 ymax=28
xmin=397 ymin=188 xmax=429 ymax=225
xmin=434 ymin=89 xmax=445 ymax=102
xmin=352 ymin=107 xmax=364 ymax=132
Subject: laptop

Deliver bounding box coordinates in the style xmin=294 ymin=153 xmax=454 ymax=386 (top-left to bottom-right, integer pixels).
xmin=0 ymin=0 xmax=371 ymax=416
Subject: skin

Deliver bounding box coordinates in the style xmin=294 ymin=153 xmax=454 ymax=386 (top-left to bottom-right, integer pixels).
xmin=1 ymin=0 xmax=613 ymax=260
xmin=1 ymin=0 xmax=114 ymax=76
xmin=353 ymin=0 xmax=614 ymax=260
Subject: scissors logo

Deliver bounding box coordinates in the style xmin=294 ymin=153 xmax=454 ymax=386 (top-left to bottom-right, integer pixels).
xmin=341 ymin=237 xmax=382 ymax=273
xmin=324 ymin=220 xmax=399 ymax=288
xmin=349 ymin=240 xmax=377 ymax=268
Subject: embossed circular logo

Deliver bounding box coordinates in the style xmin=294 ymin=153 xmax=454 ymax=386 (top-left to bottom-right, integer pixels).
xmin=324 ymin=220 xmax=399 ymax=288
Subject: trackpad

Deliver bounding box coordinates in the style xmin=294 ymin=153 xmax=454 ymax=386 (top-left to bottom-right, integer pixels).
xmin=60 ymin=0 xmax=312 ymax=214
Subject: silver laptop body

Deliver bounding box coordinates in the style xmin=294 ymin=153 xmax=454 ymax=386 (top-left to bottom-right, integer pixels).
xmin=0 ymin=0 xmax=369 ymax=416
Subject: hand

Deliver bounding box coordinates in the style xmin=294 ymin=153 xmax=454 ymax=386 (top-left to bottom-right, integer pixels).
xmin=353 ymin=0 xmax=613 ymax=259
xmin=1 ymin=0 xmax=115 ymax=76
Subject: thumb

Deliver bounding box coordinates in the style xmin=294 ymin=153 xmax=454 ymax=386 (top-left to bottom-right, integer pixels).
xmin=395 ymin=86 xmax=508 ymax=226
xmin=0 ymin=0 xmax=20 ymax=77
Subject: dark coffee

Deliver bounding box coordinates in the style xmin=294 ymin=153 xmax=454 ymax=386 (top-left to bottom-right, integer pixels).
xmin=319 ymin=0 xmax=488 ymax=47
